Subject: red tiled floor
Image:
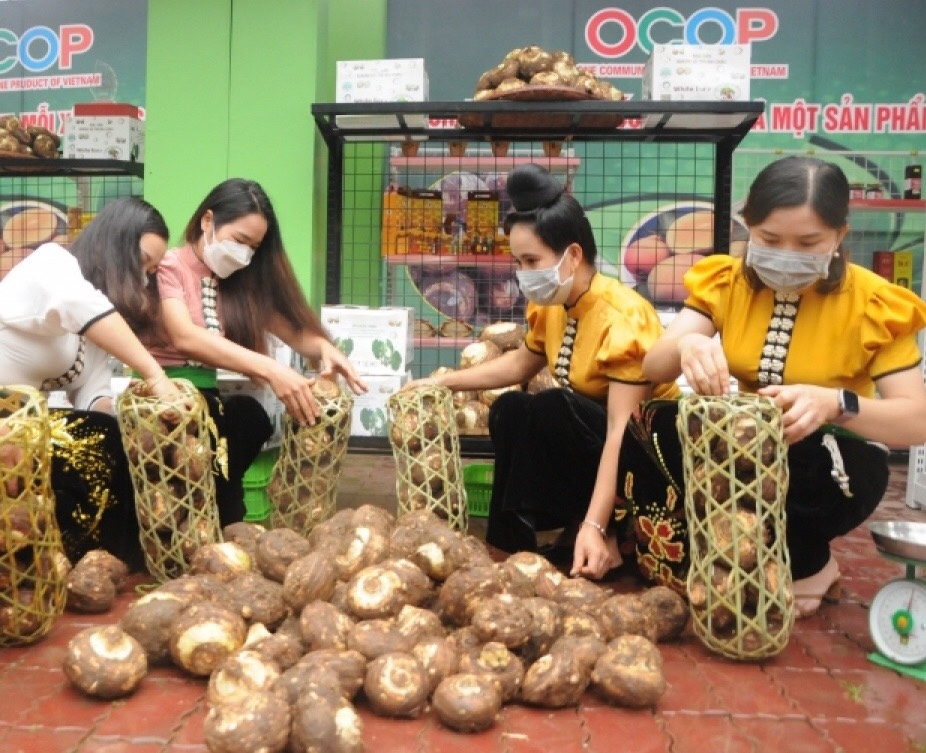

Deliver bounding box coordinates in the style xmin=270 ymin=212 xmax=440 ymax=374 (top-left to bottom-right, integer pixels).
xmin=1 ymin=453 xmax=925 ymax=753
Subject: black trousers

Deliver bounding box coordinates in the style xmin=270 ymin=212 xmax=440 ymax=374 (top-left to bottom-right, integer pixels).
xmin=199 ymin=389 xmax=273 ymax=528
xmin=485 ymin=389 xmax=608 ymax=554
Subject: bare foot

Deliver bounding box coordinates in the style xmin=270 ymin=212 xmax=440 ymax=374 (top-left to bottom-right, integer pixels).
xmin=792 ymin=555 xmax=841 ymax=618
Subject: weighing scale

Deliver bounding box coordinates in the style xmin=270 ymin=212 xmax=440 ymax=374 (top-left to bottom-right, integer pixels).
xmin=868 ymin=521 xmax=926 ymax=681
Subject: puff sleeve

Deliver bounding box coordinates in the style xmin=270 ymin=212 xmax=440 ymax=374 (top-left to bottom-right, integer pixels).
xmin=523 ymin=301 xmax=547 ymax=355
xmin=682 ymin=254 xmax=739 ymax=328
xmin=594 ymin=304 xmax=663 ymax=383
xmin=862 ymin=283 xmax=926 ymax=379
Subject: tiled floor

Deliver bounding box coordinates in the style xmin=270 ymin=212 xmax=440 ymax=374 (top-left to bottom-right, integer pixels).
xmin=2 ymin=454 xmax=926 ymax=753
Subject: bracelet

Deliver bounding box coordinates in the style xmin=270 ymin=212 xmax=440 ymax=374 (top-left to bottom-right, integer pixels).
xmin=581 ymin=519 xmax=607 ymax=537
xmin=145 ymin=373 xmax=167 ymax=388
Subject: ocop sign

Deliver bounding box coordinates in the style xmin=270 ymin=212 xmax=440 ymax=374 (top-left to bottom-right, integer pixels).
xmin=0 ymin=24 xmax=94 ymax=74
xmin=586 ymin=6 xmax=778 ymax=58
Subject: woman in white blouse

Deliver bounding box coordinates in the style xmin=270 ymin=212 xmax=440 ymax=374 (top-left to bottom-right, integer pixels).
xmin=0 ymin=197 xmax=176 ymax=570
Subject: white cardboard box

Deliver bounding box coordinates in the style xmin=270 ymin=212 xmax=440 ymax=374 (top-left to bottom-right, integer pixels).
xmin=336 ymin=58 xmax=429 ymax=103
xmin=350 ymin=372 xmax=410 ymax=437
xmin=321 ymin=305 xmax=415 ymax=376
xmin=63 ymin=103 xmax=145 ymax=161
xmin=643 ymin=44 xmax=751 ymax=101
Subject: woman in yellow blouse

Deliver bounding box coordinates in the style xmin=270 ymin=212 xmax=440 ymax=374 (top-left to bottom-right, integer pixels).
xmin=640 ymin=155 xmax=926 ymax=615
xmin=409 ymin=164 xmax=679 ymax=580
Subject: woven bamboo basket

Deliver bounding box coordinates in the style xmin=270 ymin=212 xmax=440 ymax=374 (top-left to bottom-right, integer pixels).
xmin=0 ymin=385 xmax=67 ymax=645
xmin=678 ymin=393 xmax=795 ymax=660
xmin=387 ymin=385 xmax=468 ymax=532
xmin=116 ymin=379 xmax=221 ymax=582
xmin=268 ymin=381 xmax=352 ymax=533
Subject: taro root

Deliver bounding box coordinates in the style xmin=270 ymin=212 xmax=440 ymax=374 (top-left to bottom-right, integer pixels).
xmin=206 ymin=649 xmax=281 ymax=707
xmin=347 ymin=618 xmax=413 ymax=659
xmin=433 ymin=673 xmax=502 ymax=733
xmin=66 ymin=563 xmax=116 ymax=613
xmin=333 ymin=525 xmax=390 ymax=581
xmin=157 ymin=572 xmax=230 ymax=603
xmin=411 ymin=635 xmax=460 ymax=695
xmin=254 ymin=527 xmax=312 ymax=583
xmin=594 ymin=594 xmax=659 ymax=643
xmin=0 ymin=503 xmax=39 ymax=554
xmin=344 ymin=563 xmax=409 ymax=620
xmin=639 ymin=585 xmax=689 ymax=642
xmin=688 ymin=563 xmax=737 ymax=633
xmin=520 ymin=651 xmax=589 ymax=708
xmin=226 ymin=571 xmax=287 ymax=629
xmin=0 ymin=588 xmax=48 ymax=640
xmin=175 ymin=513 xmax=217 ymax=564
xmin=518 ymin=597 xmax=563 ymax=664
xmin=553 ymin=577 xmax=610 ymax=613
xmin=296 ymin=648 xmax=367 ymax=701
xmin=393 ymin=604 xmax=444 ymax=645
xmin=458 ymin=340 xmax=501 ymax=369
xmin=471 ymin=594 xmax=533 ymax=649
xmin=455 ymin=401 xmax=490 ymax=433
xmin=549 ymin=634 xmax=607 ymax=674
xmin=560 ymin=605 xmax=606 ymax=641
xmin=459 ymin=535 xmax=495 ymax=568
xmin=63 ymin=625 xmax=147 ymax=699
xmin=275 ymin=659 xmax=349 ymax=707
xmin=436 ymin=565 xmax=505 ymax=626
xmin=289 ymin=694 xmax=363 ymax=753
xmin=203 ymin=689 xmax=291 ymax=753
xmin=282 ymin=550 xmax=338 ymax=613
xmin=189 ymin=541 xmax=252 ymax=582
xmin=479 ymin=321 xmax=525 ymax=352
xmin=505 ymin=551 xmax=558 ymax=584
xmin=458 ymin=641 xmax=524 ymax=703
xmin=533 ymin=568 xmax=566 ymax=600
xmin=169 ymin=602 xmax=247 ymax=676
xmin=299 ymin=599 xmax=354 ymax=651
xmin=119 ymin=590 xmax=191 ymax=664
xmin=384 ymin=557 xmax=434 ymax=607
xmin=351 ymin=504 xmax=395 ymax=536
xmin=76 ymin=550 xmax=129 ymax=590
xmin=591 ymin=634 xmax=666 ymax=708
xmin=242 ymin=622 xmax=303 ymax=671
xmin=221 ymin=521 xmax=266 ymax=559
xmin=518 ymin=45 xmax=554 ymax=76
xmin=408 ymin=525 xmax=468 ymax=582
xmin=446 ymin=625 xmax=483 ymax=656
xmin=363 ymin=651 xmax=429 ymax=718
xmin=711 ymin=509 xmax=767 ymax=570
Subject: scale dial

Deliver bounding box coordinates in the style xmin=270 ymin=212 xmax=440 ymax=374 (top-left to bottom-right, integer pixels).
xmin=869 ymin=578 xmax=926 ymax=665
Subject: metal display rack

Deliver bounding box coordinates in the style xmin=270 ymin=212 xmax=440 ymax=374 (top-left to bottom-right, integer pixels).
xmin=311 ymin=100 xmax=763 ymax=454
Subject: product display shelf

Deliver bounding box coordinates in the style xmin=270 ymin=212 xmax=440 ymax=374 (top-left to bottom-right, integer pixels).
xmin=312 ymin=100 xmax=763 ymax=454
xmin=0 ymin=156 xmax=144 ymax=177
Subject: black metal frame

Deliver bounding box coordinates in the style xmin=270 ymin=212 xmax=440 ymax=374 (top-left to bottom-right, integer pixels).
xmin=0 ymin=157 xmax=144 ymax=178
xmin=311 ymin=100 xmax=763 ymax=455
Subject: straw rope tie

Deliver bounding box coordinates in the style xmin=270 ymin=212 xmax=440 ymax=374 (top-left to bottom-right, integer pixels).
xmin=41 ymin=336 xmax=86 ymax=391
xmin=553 ymin=317 xmax=577 ymax=391
xmin=757 ymin=293 xmax=800 ymax=387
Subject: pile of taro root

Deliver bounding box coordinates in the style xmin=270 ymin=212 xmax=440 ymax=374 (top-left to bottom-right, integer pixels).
xmin=60 ymin=510 xmax=688 ymax=753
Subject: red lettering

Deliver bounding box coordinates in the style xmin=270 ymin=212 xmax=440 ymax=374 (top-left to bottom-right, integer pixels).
xmin=737 ymin=8 xmax=778 ymax=44
xmin=586 ymin=8 xmax=636 ymax=58
xmin=58 ymin=24 xmax=93 ymax=69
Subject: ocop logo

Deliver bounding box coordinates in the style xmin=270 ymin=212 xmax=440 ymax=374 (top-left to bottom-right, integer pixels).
xmin=0 ymin=24 xmax=94 ymax=74
xmin=586 ymin=6 xmax=778 ymax=58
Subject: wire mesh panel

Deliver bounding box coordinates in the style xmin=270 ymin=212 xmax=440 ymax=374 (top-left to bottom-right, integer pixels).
xmin=0 ymin=170 xmax=143 ymax=281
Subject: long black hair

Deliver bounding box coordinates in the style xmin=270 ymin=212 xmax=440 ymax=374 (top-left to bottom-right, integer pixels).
xmin=502 ymin=163 xmax=598 ymax=264
xmin=183 ymin=178 xmax=321 ymax=354
xmin=71 ymin=196 xmax=168 ymax=336
xmin=741 ymin=155 xmax=850 ymax=292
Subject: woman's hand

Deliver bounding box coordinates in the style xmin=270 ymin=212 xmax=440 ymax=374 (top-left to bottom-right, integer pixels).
xmin=317 ymin=340 xmax=368 ymax=395
xmin=264 ymin=362 xmax=322 ymax=426
xmin=678 ymin=332 xmax=731 ymax=395
xmin=401 ymin=375 xmax=442 ymax=392
xmin=144 ymin=373 xmax=181 ymax=400
xmin=757 ymin=383 xmax=839 ymax=444
xmin=570 ymin=524 xmax=620 ymax=580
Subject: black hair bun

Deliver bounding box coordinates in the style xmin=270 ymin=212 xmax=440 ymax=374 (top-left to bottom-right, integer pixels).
xmin=506 ymin=163 xmax=563 ymax=212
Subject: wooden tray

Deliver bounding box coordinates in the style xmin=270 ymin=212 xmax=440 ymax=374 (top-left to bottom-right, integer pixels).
xmin=459 ymin=85 xmax=624 ymax=130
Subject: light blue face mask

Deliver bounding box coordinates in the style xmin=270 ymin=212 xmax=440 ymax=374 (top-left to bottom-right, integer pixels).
xmin=515 ymin=251 xmax=574 ymax=305
xmin=745 ymin=240 xmax=835 ymax=294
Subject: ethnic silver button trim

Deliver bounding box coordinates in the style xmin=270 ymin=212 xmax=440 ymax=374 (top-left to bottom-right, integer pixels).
xmin=553 ymin=317 xmax=577 ymax=391
xmin=42 ymin=336 xmax=86 ymax=390
xmin=756 ymin=292 xmax=800 ymax=387
xmin=186 ymin=277 xmax=222 ymax=368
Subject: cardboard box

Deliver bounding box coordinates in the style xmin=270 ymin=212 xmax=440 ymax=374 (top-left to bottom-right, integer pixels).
xmin=336 ymin=58 xmax=428 ymax=103
xmin=643 ymin=44 xmax=751 ymax=101
xmin=350 ymin=372 xmax=411 ymax=436
xmin=321 ymin=305 xmax=415 ymax=375
xmin=63 ymin=102 xmax=145 ymax=161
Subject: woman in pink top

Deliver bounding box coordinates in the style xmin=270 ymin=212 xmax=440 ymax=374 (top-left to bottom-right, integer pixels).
xmin=149 ymin=178 xmax=366 ymax=526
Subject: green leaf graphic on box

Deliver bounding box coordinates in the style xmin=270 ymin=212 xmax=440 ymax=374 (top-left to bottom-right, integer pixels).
xmin=360 ymin=407 xmax=387 ymax=434
xmin=389 ymin=350 xmax=402 ymax=371
xmin=372 ymin=339 xmax=396 ymax=367
xmin=335 ymin=337 xmax=354 ymax=356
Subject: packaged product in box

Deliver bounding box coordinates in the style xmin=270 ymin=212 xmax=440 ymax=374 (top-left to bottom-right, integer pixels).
xmin=336 ymin=58 xmax=429 ymax=103
xmin=466 ymin=191 xmax=499 ymax=236
xmin=350 ymin=373 xmax=411 ymax=436
xmin=893 ymin=250 xmax=914 ymax=290
xmin=381 ymin=189 xmax=445 ymax=255
xmin=872 ymin=250 xmax=894 ymax=281
xmin=643 ymin=44 xmax=751 ymax=101
xmin=63 ymin=102 xmax=145 ymax=161
xmin=321 ymin=305 xmax=415 ymax=375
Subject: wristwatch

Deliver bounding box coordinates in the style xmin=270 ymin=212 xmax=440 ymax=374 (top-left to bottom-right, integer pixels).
xmin=837 ymin=388 xmax=860 ymax=418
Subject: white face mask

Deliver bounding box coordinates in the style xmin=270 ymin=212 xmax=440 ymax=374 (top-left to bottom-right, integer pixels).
xmin=202 ymin=225 xmax=255 ymax=278
xmin=745 ymin=240 xmax=835 ymax=294
xmin=515 ymin=251 xmax=574 ymax=305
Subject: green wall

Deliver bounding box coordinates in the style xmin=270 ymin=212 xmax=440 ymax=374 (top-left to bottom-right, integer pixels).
xmin=145 ymin=0 xmax=387 ymax=304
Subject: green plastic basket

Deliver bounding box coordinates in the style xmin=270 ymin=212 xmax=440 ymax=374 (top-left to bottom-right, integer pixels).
xmin=463 ymin=463 xmax=494 ymax=518
xmin=243 ymin=448 xmax=279 ymax=523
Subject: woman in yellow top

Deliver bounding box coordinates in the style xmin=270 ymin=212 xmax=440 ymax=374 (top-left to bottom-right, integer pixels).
xmin=409 ymin=164 xmax=679 ymax=580
xmin=640 ymin=155 xmax=926 ymax=615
